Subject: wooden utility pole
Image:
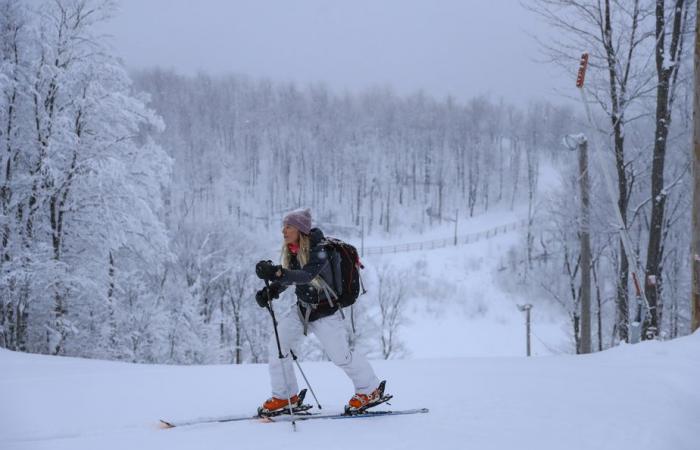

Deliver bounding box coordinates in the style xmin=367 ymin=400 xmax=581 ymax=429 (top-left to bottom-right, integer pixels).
xmin=692 ymin=0 xmax=700 ymax=334
xmin=564 ymin=133 xmax=593 ymax=352
xmin=578 ymin=138 xmax=592 ymax=353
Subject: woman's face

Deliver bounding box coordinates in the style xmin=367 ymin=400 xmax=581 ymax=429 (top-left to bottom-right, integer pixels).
xmin=283 ymin=224 xmax=300 ymax=245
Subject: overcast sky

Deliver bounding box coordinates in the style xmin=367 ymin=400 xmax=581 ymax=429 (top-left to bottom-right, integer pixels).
xmin=99 ymin=0 xmax=572 ymax=105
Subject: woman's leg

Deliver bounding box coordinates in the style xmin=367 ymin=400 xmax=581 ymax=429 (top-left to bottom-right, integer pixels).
xmin=268 ymin=304 xmax=304 ymax=398
xmin=310 ymin=312 xmax=380 ymax=395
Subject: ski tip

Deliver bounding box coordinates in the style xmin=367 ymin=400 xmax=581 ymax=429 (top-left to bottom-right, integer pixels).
xmin=158 ymin=420 xmax=175 ymax=429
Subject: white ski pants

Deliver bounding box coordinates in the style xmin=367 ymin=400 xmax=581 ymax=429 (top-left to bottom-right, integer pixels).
xmin=268 ymin=304 xmax=379 ymax=399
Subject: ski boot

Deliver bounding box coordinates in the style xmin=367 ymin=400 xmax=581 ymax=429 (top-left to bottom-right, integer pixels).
xmin=344 ymin=380 xmax=393 ymax=415
xmin=257 ymin=389 xmax=312 ymax=417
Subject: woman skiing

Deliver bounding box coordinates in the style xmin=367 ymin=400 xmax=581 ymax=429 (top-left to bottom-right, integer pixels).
xmin=254 ymin=208 xmax=384 ymax=416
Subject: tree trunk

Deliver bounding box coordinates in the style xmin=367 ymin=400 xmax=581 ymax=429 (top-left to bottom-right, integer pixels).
xmin=498 ymin=136 xmax=504 ymax=202
xmin=510 ymin=138 xmax=520 ymax=211
xmin=235 ymin=309 xmax=241 ymax=364
xmin=644 ymin=0 xmax=687 ymax=339
xmin=603 ymin=0 xmax=632 ymax=343
xmin=592 ymin=262 xmax=603 ymax=351
xmin=692 ymin=0 xmax=700 ymax=333
xmin=108 ymin=252 xmax=117 ymax=348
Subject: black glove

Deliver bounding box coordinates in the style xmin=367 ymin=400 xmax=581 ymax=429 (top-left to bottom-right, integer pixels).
xmin=255 ymin=288 xmax=269 ymax=308
xmin=255 ymin=260 xmax=282 ymax=281
xmin=255 ymin=283 xmax=282 ymax=308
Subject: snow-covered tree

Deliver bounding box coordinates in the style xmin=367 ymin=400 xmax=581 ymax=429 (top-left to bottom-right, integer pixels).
xmin=0 ymin=0 xmax=171 ymax=357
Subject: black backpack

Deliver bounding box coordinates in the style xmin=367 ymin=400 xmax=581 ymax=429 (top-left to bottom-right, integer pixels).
xmin=323 ymin=238 xmax=366 ymax=307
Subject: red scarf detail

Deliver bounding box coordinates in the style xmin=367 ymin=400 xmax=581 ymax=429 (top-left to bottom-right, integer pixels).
xmin=287 ymin=243 xmax=299 ymax=255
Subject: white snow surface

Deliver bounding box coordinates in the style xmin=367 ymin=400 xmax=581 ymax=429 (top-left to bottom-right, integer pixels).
xmin=2 ymin=332 xmax=698 ymax=450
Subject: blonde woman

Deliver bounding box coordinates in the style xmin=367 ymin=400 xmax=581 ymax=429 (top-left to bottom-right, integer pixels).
xmin=254 ymin=208 xmax=383 ymax=415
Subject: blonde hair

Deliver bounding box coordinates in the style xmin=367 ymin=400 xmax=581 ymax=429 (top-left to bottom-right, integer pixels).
xmin=281 ymin=233 xmax=324 ymax=292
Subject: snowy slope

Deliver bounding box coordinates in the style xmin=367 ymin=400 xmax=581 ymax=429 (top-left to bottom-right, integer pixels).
xmin=326 ymin=162 xmax=571 ymax=358
xmin=354 ymin=204 xmax=570 ymax=359
xmin=364 ymin=227 xmax=569 ymax=358
xmin=2 ymin=332 xmax=698 ymax=450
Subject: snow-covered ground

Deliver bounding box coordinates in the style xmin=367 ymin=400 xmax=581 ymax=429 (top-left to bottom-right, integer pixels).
xmin=345 ymin=163 xmax=570 ymax=358
xmin=347 ymin=201 xmax=570 ymax=359
xmin=364 ymin=223 xmax=569 ymax=359
xmin=5 ymin=160 xmax=690 ymax=450
xmin=2 ymin=331 xmax=698 ymax=450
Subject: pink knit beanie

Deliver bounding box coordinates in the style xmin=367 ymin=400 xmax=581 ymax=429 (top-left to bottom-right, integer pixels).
xmin=283 ymin=208 xmax=312 ymax=235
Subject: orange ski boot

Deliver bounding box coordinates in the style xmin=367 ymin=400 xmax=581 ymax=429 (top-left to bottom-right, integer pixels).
xmin=258 ymin=389 xmax=309 ymax=417
xmin=346 ymin=380 xmax=390 ymax=414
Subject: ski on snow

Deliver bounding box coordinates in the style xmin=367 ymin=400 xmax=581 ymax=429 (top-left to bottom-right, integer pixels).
xmin=159 ymin=407 xmax=429 ymax=428
xmin=266 ymin=407 xmax=429 ymax=423
xmin=160 ymin=381 xmax=429 ymax=429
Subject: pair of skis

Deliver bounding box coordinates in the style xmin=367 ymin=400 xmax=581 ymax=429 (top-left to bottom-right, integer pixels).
xmin=159 ymin=407 xmax=429 ymax=428
xmin=159 ymin=387 xmax=428 ymax=429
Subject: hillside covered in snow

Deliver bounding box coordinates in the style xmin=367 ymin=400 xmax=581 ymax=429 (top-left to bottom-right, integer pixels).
xmin=2 ymin=331 xmax=698 ymax=450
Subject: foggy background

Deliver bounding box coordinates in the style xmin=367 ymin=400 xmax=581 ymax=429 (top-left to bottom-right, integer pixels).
xmin=98 ymin=0 xmax=569 ymax=105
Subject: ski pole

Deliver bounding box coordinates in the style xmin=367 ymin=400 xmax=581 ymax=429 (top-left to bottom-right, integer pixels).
xmin=265 ymin=280 xmax=297 ymax=431
xmin=289 ymin=349 xmax=322 ymax=410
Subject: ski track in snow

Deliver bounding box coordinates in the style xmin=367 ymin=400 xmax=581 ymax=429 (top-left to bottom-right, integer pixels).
xmin=1 ymin=332 xmax=699 ymax=450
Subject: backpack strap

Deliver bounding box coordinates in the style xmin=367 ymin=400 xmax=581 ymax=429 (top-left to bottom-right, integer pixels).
xmin=357 ymin=263 xmax=367 ymax=295
xmin=297 ymin=301 xmax=315 ymax=336
xmin=319 ymin=277 xmax=345 ymax=320
xmin=349 ymin=305 xmax=356 ymax=335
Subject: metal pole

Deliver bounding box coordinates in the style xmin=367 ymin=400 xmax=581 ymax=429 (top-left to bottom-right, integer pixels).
xmin=526 ymin=308 xmax=531 ymax=357
xmin=264 ymin=281 xmax=297 ymax=431
xmin=454 ymin=209 xmax=458 ymax=246
xmin=692 ymin=0 xmax=700 ymax=333
xmin=518 ymin=304 xmax=533 ymax=357
xmin=289 ymin=349 xmax=322 ymax=410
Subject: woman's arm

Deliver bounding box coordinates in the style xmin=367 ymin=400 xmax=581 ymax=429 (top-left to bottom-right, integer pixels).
xmin=278 ymin=246 xmax=330 ymax=285
xmin=269 ymin=281 xmax=288 ymax=295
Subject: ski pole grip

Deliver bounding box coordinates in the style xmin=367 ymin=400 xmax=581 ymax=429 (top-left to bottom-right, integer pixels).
xmin=576 ymin=52 xmax=589 ymax=88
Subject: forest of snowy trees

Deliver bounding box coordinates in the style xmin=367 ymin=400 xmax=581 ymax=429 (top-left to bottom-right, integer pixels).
xmin=526 ymin=0 xmax=695 ymax=350
xmin=0 ymin=0 xmax=695 ymax=363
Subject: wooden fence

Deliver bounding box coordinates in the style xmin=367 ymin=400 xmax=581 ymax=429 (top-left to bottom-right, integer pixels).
xmin=364 ymin=219 xmax=528 ymax=255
